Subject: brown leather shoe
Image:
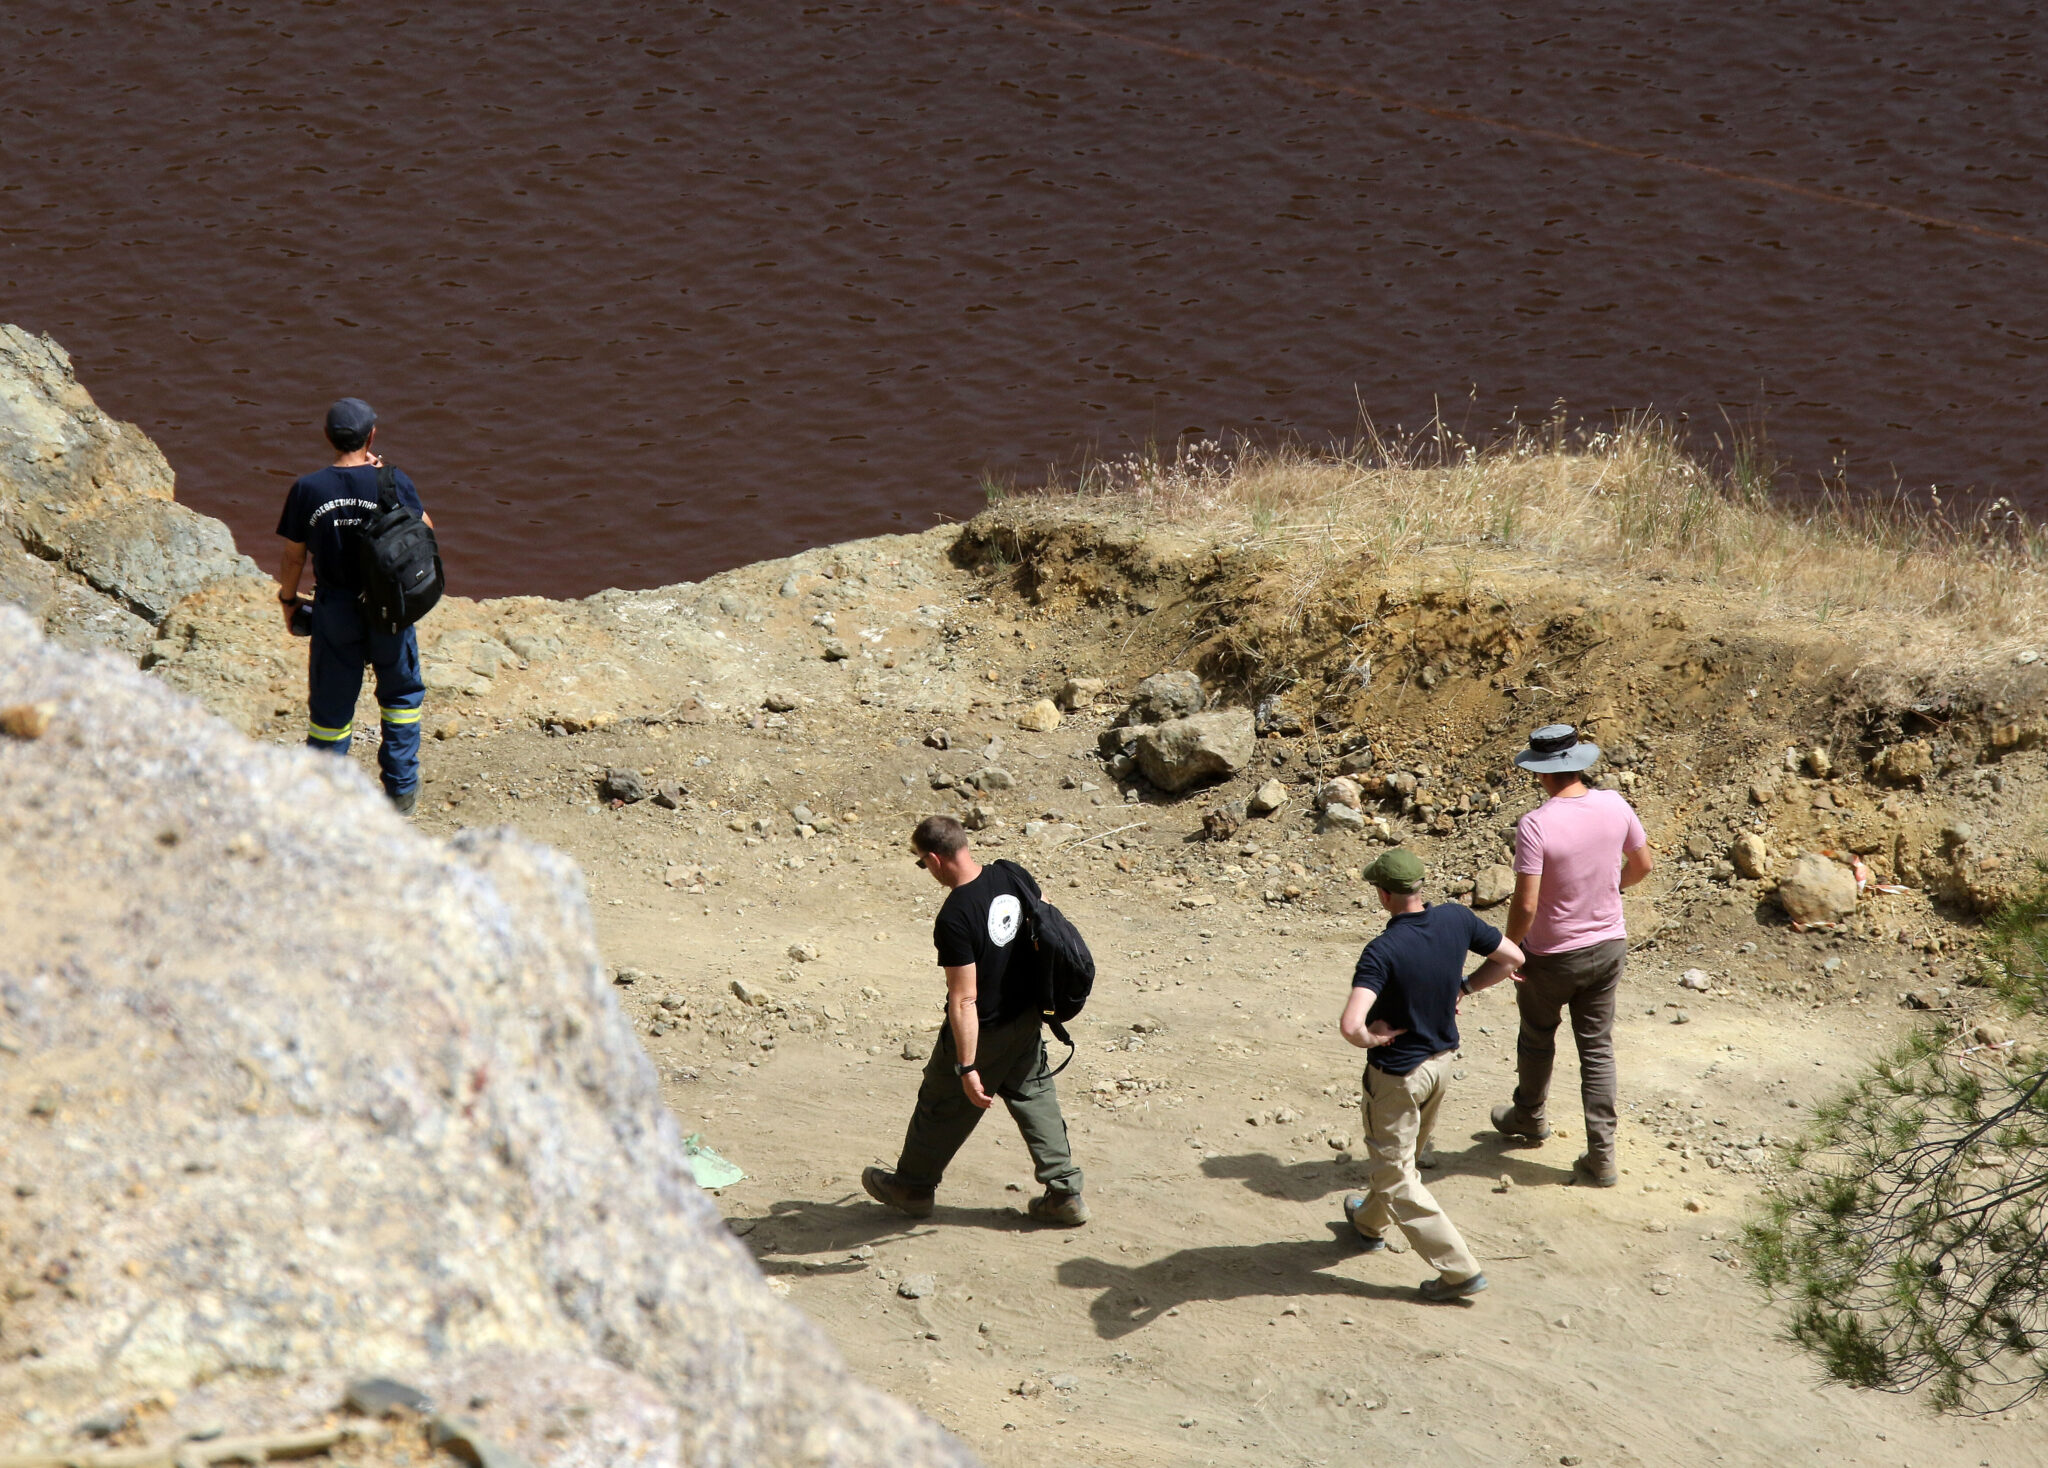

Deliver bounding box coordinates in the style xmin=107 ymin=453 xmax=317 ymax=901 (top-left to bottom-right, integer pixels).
xmin=1489 ymin=1103 xmax=1552 ymax=1143
xmin=1571 ymin=1153 xmax=1619 ymax=1188
xmin=862 ymin=1166 xmax=935 ymax=1218
xmin=1027 ymin=1188 xmax=1090 ymax=1227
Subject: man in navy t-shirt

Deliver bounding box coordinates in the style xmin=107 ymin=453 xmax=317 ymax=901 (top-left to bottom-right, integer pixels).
xmin=1337 ymin=847 xmax=1523 ymax=1301
xmin=274 ymin=397 xmax=434 ymax=814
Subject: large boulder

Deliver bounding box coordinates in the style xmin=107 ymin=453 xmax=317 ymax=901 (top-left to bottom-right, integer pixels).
xmin=0 ymin=607 xmax=974 ymax=1468
xmin=1134 ymin=708 xmax=1255 ymax=792
xmin=1775 ymin=852 xmax=1859 ymax=924
xmin=1121 ymin=670 xmax=1203 ymax=725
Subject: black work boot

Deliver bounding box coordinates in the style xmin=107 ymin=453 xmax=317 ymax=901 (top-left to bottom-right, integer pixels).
xmin=862 ymin=1166 xmax=935 ymax=1219
xmin=389 ymin=787 xmax=419 ymax=817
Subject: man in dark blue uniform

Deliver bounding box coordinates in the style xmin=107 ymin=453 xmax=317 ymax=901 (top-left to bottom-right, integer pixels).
xmin=274 ymin=398 xmax=433 ymax=814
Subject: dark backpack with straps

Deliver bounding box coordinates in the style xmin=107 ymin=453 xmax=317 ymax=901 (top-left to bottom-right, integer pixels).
xmin=349 ymin=465 xmax=444 ymax=635
xmin=994 ymin=859 xmax=1096 ymax=1075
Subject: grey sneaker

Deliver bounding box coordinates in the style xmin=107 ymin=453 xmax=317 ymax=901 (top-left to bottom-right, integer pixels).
xmin=1027 ymin=1188 xmax=1089 ymax=1226
xmin=1490 ymin=1103 xmax=1551 ymax=1142
xmin=389 ymin=787 xmax=419 ymax=817
xmin=1419 ymin=1272 xmax=1489 ymax=1302
xmin=1571 ymin=1153 xmax=1619 ymax=1188
xmin=862 ymin=1166 xmax=935 ymax=1219
xmin=1342 ymin=1194 xmax=1387 ymax=1251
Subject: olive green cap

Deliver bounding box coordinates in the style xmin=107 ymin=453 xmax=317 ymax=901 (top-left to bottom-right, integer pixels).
xmin=1364 ymin=847 xmax=1426 ymax=894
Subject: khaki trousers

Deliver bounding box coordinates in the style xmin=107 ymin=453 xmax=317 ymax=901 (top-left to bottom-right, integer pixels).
xmin=1356 ymin=1053 xmax=1481 ymax=1282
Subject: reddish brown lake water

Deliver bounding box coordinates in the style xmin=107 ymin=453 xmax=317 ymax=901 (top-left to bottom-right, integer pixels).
xmin=6 ymin=2 xmax=2043 ymax=599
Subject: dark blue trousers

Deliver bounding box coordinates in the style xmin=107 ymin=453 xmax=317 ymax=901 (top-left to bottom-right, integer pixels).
xmin=304 ymin=591 xmax=424 ymax=796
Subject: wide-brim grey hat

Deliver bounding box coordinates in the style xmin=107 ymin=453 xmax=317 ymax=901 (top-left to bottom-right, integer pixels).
xmin=1515 ymin=723 xmax=1600 ymax=774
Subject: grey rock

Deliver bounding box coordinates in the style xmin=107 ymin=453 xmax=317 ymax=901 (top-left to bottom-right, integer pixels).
xmin=1133 ymin=709 xmax=1255 ymax=793
xmin=1123 ymin=670 xmax=1203 ymax=725
xmin=344 ymin=1377 xmax=434 ymax=1417
xmin=974 ymin=766 xmax=1016 ymax=792
xmin=0 ymin=606 xmax=973 ymax=1466
xmin=1775 ymin=853 xmax=1858 ymax=924
xmin=821 ymin=637 xmax=851 ymax=660
xmin=1056 ymin=677 xmax=1106 ymax=711
xmin=1097 ymin=725 xmax=1143 ymax=757
xmin=1247 ymin=779 xmax=1288 ymax=816
xmin=924 ymin=728 xmax=951 ymax=750
xmin=897 ymin=1273 xmax=937 ymax=1300
xmin=1319 ymin=803 xmax=1366 ymax=833
xmin=1472 ymin=864 xmax=1516 ymax=908
xmin=1335 ymin=747 xmax=1374 ymax=776
xmin=653 ymin=783 xmax=686 ymax=810
xmin=762 ymin=688 xmax=800 ymax=713
xmin=602 ymin=767 xmax=649 ymax=803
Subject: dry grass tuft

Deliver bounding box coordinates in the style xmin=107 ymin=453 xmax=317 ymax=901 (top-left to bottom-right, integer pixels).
xmin=1017 ymin=423 xmax=2048 ymax=695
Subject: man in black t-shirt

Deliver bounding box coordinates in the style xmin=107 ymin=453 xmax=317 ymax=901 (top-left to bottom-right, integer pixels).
xmin=274 ymin=398 xmax=434 ymax=814
xmin=1338 ymin=848 xmax=1524 ymax=1301
xmin=863 ymin=814 xmax=1087 ymax=1226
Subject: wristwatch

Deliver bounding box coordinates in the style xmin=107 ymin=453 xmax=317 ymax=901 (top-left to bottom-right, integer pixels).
xmin=952 ymin=1062 xmax=979 ymax=1077
xmin=277 ymin=589 xmax=298 ymax=605
xmin=1458 ymin=979 xmax=1472 ymax=997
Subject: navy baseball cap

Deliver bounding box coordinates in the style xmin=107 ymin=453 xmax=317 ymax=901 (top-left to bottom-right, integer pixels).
xmin=324 ymin=397 xmax=377 ymax=450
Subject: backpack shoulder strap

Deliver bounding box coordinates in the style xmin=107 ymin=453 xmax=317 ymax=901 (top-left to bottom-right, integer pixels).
xmin=375 ymin=464 xmax=399 ymax=511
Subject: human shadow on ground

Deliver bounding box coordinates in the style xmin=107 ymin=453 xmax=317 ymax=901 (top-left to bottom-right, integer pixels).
xmin=738 ymin=1194 xmax=1033 ymax=1274
xmin=1057 ymin=1234 xmax=1474 ymax=1339
xmin=1200 ymin=1136 xmax=1573 ymax=1202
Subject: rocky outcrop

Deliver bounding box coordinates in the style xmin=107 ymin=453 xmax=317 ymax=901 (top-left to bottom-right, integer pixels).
xmin=0 ymin=326 xmax=256 ymax=628
xmin=0 ymin=607 xmax=974 ymax=1467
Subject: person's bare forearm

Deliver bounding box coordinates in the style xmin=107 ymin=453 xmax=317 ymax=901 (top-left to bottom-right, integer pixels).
xmin=277 ymin=543 xmax=307 ymax=599
xmin=1504 ymin=902 xmax=1536 ymax=946
xmin=948 ymin=994 xmax=979 ymax=1067
xmin=1465 ymin=937 xmax=1527 ymax=995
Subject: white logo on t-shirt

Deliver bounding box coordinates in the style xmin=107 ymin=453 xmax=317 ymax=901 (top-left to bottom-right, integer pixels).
xmin=987 ymin=894 xmax=1022 ymax=947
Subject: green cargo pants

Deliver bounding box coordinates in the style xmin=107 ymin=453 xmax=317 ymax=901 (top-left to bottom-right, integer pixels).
xmin=895 ymin=1012 xmax=1083 ymax=1196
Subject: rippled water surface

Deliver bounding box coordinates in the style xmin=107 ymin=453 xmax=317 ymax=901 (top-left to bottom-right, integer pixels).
xmin=6 ymin=2 xmax=2043 ymax=597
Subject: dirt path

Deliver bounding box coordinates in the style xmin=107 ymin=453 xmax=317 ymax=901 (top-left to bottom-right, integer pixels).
xmin=398 ymin=722 xmax=2028 ymax=1468
xmin=231 ymin=509 xmax=2048 ymax=1467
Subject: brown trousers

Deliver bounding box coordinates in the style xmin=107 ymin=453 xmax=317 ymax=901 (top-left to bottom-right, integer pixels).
xmin=1511 ymin=938 xmax=1626 ymax=1166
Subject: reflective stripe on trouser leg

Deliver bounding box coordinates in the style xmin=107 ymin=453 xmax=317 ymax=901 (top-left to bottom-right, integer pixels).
xmin=307 ymin=719 xmax=354 ymax=745
xmin=369 ymin=625 xmax=425 ymax=797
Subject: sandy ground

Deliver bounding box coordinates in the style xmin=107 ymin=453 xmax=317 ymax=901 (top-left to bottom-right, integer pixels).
xmin=388 ymin=705 xmax=2038 ymax=1468
xmin=189 ymin=504 xmax=2047 ymax=1468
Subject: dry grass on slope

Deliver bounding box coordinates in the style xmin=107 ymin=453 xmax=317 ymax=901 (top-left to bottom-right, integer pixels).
xmin=1007 ymin=423 xmax=2048 ymax=702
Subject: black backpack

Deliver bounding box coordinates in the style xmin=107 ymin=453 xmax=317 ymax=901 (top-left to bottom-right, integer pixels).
xmin=349 ymin=465 xmax=445 ymax=634
xmin=994 ymin=859 xmax=1096 ymax=1075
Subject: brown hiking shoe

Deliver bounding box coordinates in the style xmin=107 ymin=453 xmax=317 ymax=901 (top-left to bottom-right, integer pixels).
xmin=1571 ymin=1153 xmax=1619 ymax=1188
xmin=862 ymin=1166 xmax=935 ymax=1218
xmin=1489 ymin=1103 xmax=1551 ymax=1143
xmin=1027 ymin=1188 xmax=1090 ymax=1227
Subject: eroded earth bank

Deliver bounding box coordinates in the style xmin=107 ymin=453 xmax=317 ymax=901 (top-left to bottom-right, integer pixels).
xmin=5 ymin=327 xmax=2046 ymax=1467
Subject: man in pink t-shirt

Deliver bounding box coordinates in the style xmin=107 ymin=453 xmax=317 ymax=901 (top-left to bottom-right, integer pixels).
xmin=1488 ymin=725 xmax=1654 ymax=1187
